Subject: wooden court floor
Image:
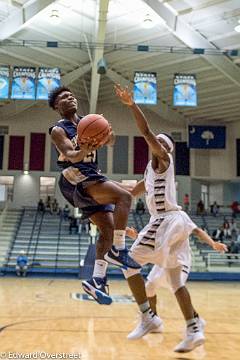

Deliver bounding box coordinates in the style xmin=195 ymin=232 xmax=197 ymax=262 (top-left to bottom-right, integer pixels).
xmin=0 ymin=278 xmax=239 ymax=360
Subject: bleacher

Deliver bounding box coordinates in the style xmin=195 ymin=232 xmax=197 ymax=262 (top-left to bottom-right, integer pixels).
xmin=4 ymin=207 xmax=90 ymax=274
xmin=189 ymin=212 xmax=240 ymax=271
xmin=1 ymin=207 xmax=239 ymax=276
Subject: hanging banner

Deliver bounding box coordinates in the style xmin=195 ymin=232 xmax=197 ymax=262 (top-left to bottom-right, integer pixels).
xmin=11 ymin=66 xmax=36 ymax=100
xmin=36 ymin=67 xmax=61 ymax=100
xmin=188 ymin=125 xmax=226 ymax=149
xmin=133 ymin=71 xmax=157 ymax=105
xmin=0 ymin=66 xmax=9 ymax=99
xmin=173 ymin=73 xmax=197 ymax=107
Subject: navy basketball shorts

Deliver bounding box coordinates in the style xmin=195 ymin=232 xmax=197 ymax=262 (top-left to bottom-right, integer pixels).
xmin=58 ymin=174 xmax=114 ymax=219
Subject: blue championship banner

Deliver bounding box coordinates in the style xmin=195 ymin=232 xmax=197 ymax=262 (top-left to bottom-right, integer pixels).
xmin=173 ymin=74 xmax=197 ymax=107
xmin=133 ymin=71 xmax=157 ymax=105
xmin=189 ymin=125 xmax=226 ymax=149
xmin=36 ymin=67 xmax=61 ymax=100
xmin=11 ymin=66 xmax=36 ymax=100
xmin=0 ymin=66 xmax=9 ymax=99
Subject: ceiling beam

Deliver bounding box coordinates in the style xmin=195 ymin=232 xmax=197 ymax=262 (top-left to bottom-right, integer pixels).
xmin=144 ymin=0 xmax=240 ymax=88
xmin=0 ymin=0 xmax=55 ymax=40
xmin=89 ymin=0 xmax=109 ymax=113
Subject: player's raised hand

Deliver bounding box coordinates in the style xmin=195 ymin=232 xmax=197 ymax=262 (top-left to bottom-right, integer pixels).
xmin=114 ymin=84 xmax=134 ymax=106
xmin=212 ymin=242 xmax=228 ymax=253
xmin=126 ymin=226 xmax=138 ymax=240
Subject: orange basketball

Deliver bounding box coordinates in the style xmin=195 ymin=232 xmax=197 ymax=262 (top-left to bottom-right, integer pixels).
xmin=77 ymin=114 xmax=110 ymax=144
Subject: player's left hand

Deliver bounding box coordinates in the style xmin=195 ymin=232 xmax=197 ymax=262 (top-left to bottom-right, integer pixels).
xmin=79 ymin=137 xmax=102 ymax=151
xmin=126 ymin=226 xmax=138 ymax=240
xmin=114 ymin=84 xmax=134 ymax=106
xmin=212 ymin=242 xmax=228 ymax=253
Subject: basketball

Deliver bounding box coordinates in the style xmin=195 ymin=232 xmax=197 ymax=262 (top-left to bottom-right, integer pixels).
xmin=77 ymin=114 xmax=110 ymax=144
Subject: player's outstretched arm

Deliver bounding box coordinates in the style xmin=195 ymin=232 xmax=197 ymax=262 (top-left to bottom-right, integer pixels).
xmin=115 ymin=84 xmax=168 ymax=160
xmin=51 ymin=126 xmax=99 ymax=163
xmin=193 ymin=227 xmax=228 ymax=253
xmin=131 ymin=180 xmax=146 ymax=197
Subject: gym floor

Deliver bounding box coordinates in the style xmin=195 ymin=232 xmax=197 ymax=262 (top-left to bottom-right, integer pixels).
xmin=0 ymin=278 xmax=239 ymax=360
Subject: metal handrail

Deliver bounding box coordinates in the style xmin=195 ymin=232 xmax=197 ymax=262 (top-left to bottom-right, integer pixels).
xmin=207 ymin=252 xmax=240 ymax=271
xmin=55 ymin=215 xmax=63 ymax=272
xmin=32 ymin=211 xmax=45 ymax=263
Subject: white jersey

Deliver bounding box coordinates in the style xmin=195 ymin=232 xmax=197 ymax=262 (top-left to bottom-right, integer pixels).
xmin=144 ymin=154 xmax=181 ymax=217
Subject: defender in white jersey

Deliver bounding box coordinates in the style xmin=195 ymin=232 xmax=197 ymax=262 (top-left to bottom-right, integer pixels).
xmin=115 ymin=84 xmax=227 ymax=353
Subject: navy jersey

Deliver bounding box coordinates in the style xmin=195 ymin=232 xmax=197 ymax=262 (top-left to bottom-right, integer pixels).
xmin=49 ymin=116 xmax=98 ymax=172
xmin=49 ymin=116 xmax=114 ymax=218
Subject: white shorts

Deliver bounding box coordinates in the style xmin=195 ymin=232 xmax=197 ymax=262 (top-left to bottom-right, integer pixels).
xmin=129 ymin=210 xmax=195 ymax=269
xmin=146 ymin=264 xmax=190 ymax=294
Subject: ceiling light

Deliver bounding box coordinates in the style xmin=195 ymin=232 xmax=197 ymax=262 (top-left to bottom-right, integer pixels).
xmin=142 ymin=14 xmax=155 ymax=29
xmin=49 ymin=9 xmax=61 ymax=25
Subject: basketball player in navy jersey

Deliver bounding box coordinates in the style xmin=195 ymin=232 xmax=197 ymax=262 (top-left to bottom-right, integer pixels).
xmin=115 ymin=84 xmax=227 ymax=352
xmin=48 ymin=86 xmax=140 ymax=305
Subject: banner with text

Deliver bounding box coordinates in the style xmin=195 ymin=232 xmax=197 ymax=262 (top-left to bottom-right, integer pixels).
xmin=134 ymin=71 xmax=157 ymax=105
xmin=0 ymin=66 xmax=9 ymax=99
xmin=36 ymin=67 xmax=61 ymax=100
xmin=11 ymin=66 xmax=36 ymax=100
xmin=173 ymin=74 xmax=197 ymax=107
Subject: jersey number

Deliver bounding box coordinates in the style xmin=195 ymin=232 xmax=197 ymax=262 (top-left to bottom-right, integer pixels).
xmin=83 ymin=151 xmax=96 ymax=163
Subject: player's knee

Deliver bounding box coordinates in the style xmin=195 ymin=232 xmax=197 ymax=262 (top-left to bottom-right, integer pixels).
xmin=172 ymin=281 xmax=185 ymax=293
xmin=117 ymin=190 xmax=131 ymax=208
xmin=145 ymin=280 xmax=157 ymax=298
xmin=122 ymin=267 xmax=141 ymax=279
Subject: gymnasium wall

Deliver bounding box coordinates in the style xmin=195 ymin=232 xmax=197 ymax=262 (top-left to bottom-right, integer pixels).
xmin=0 ymin=101 xmax=239 ymax=208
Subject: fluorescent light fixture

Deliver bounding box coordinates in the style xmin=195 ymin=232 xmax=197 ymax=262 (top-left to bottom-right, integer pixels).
xmin=49 ymin=9 xmax=61 ymax=25
xmin=142 ymin=14 xmax=155 ymax=29
xmin=23 ymin=163 xmax=29 ymax=175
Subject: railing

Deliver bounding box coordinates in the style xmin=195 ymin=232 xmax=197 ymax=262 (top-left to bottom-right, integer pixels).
xmin=32 ymin=211 xmax=45 ymax=263
xmin=55 ymin=215 xmax=63 ymax=271
xmin=4 ymin=207 xmax=24 ymax=269
xmin=207 ymin=253 xmax=240 ymax=271
xmin=26 ymin=209 xmax=42 ymax=255
xmin=0 ymin=201 xmax=9 ymax=232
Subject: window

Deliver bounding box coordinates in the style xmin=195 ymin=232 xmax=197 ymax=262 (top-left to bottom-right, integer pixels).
xmin=0 ymin=176 xmax=14 ymax=201
xmin=40 ymin=177 xmax=56 ymax=200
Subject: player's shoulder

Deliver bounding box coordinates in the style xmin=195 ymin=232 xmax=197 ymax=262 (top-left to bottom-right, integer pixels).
xmin=49 ymin=119 xmax=66 ymax=135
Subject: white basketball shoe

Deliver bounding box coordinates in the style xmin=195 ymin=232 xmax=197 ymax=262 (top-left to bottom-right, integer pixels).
xmin=127 ymin=309 xmax=163 ymax=340
xmin=174 ymin=319 xmax=205 ymax=353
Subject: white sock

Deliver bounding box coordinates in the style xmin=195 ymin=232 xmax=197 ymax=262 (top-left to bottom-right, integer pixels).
xmin=139 ymin=301 xmax=150 ymax=314
xmin=186 ymin=318 xmax=199 ymax=332
xmin=93 ymin=260 xmax=108 ymax=278
xmin=113 ymin=230 xmax=126 ymax=250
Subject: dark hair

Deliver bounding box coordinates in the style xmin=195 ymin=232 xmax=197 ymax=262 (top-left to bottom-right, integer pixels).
xmin=48 ymin=86 xmax=72 ymax=109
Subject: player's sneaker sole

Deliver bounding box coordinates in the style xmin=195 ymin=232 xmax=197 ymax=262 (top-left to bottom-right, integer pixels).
xmin=82 ymin=280 xmax=112 ymax=305
xmin=127 ymin=315 xmax=163 ymax=340
xmin=104 ymin=247 xmax=141 ymax=270
xmin=174 ymin=332 xmax=205 ymax=353
xmin=104 ymin=253 xmax=128 ymax=269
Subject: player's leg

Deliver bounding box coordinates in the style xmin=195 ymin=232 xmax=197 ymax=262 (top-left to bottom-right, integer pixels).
xmin=85 ymin=181 xmax=141 ymax=269
xmin=123 ymin=270 xmax=163 ymax=339
xmin=58 ymin=175 xmax=113 ymax=304
xmin=16 ymin=265 xmax=21 ymax=277
xmin=121 ymin=239 xmax=163 ymax=340
xmin=82 ymin=211 xmax=113 ymax=305
xmin=167 ymin=267 xmax=205 ymax=353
